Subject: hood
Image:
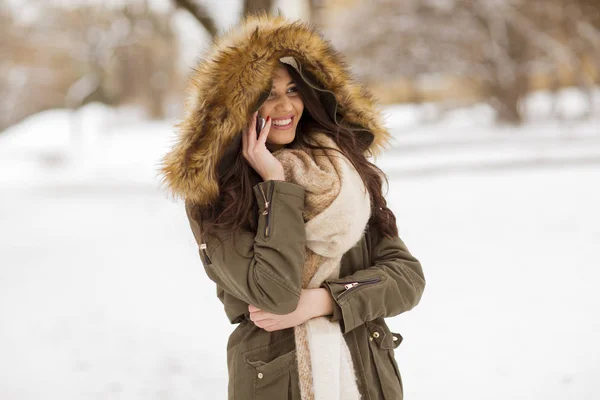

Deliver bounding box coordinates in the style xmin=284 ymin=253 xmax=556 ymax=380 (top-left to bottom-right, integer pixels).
xmin=159 ymin=13 xmax=391 ymax=206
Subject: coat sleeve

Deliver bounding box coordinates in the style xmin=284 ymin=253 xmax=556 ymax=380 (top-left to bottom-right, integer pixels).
xmin=185 ymin=180 xmax=307 ymax=315
xmin=320 ymin=225 xmax=425 ymax=334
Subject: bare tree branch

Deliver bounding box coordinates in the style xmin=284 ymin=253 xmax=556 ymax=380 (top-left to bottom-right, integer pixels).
xmin=503 ymin=4 xmax=574 ymax=65
xmin=173 ymin=0 xmax=218 ymax=37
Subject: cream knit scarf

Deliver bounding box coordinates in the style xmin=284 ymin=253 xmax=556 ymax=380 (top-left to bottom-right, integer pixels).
xmin=273 ymin=132 xmax=371 ymax=400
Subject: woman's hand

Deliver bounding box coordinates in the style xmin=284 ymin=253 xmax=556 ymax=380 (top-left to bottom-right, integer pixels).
xmin=242 ymin=111 xmax=285 ymax=181
xmin=248 ymin=288 xmax=335 ymax=332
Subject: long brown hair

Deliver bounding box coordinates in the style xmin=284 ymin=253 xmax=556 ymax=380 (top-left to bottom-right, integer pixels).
xmin=196 ymin=62 xmax=398 ymax=239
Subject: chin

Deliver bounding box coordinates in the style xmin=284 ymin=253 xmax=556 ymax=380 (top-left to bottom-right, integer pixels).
xmin=268 ymin=130 xmax=296 ymax=145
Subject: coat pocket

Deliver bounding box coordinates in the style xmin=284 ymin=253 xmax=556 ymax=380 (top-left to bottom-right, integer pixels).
xmin=242 ymin=336 xmax=299 ymax=399
xmin=366 ymin=319 xmax=404 ymax=399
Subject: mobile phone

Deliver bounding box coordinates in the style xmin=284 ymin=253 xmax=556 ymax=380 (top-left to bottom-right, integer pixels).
xmin=256 ymin=114 xmax=265 ymax=135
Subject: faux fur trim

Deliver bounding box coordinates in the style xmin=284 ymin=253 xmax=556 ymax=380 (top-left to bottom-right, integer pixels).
xmin=159 ymin=13 xmax=391 ymax=205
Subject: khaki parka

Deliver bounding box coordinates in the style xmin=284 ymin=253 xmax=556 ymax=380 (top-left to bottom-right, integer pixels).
xmin=160 ymin=14 xmax=425 ymax=400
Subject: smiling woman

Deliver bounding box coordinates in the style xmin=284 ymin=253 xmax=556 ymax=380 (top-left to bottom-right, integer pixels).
xmin=257 ymin=66 xmax=305 ymax=152
xmin=159 ymin=13 xmax=425 ymax=400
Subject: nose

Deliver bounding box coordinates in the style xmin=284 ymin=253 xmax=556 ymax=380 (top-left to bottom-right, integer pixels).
xmin=274 ymin=95 xmax=293 ymax=113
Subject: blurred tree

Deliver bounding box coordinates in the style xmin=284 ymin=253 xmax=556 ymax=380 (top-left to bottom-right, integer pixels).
xmin=324 ymin=0 xmax=600 ymax=124
xmin=0 ymin=4 xmax=18 ymax=132
xmin=173 ymin=0 xmax=276 ymax=38
xmin=55 ymin=2 xmax=180 ymax=119
xmin=306 ymin=0 xmax=327 ymax=30
xmin=172 ymin=0 xmax=218 ymax=37
xmin=3 ymin=0 xmax=598 ymax=133
xmin=470 ymin=0 xmax=531 ymax=124
xmin=243 ymin=0 xmax=275 ymax=17
xmin=0 ymin=1 xmax=182 ymax=133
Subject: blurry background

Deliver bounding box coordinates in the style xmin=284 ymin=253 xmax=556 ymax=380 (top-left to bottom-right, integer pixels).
xmin=1 ymin=0 xmax=599 ymax=399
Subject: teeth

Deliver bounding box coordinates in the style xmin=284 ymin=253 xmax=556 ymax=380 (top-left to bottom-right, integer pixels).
xmin=273 ymin=118 xmax=292 ymax=126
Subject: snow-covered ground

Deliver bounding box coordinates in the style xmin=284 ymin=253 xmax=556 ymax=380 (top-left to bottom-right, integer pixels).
xmin=0 ymin=90 xmax=599 ymax=399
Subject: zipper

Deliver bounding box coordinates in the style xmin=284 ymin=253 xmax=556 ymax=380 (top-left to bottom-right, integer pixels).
xmin=258 ymin=184 xmax=269 ymax=214
xmin=257 ymin=181 xmax=275 ymax=237
xmin=336 ymin=277 xmax=382 ymax=300
xmin=199 ymin=243 xmax=212 ymax=265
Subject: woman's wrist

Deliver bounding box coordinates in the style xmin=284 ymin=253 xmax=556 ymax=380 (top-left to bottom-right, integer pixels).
xmin=263 ymin=171 xmax=285 ymax=181
xmin=318 ymin=288 xmax=335 ymax=317
xmin=303 ymin=288 xmax=334 ymax=319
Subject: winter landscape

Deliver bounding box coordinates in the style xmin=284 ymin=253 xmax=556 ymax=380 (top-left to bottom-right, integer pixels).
xmin=3 ymin=0 xmax=600 ymax=398
xmin=1 ymin=88 xmax=599 ymax=399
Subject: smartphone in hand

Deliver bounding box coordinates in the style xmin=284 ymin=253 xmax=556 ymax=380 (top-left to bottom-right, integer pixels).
xmin=256 ymin=114 xmax=266 ymax=136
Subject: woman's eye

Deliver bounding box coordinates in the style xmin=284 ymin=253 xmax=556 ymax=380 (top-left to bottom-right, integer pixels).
xmin=267 ymin=87 xmax=297 ymax=99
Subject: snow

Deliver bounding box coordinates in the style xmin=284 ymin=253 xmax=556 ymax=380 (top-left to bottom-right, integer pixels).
xmin=1 ymin=90 xmax=599 ymax=399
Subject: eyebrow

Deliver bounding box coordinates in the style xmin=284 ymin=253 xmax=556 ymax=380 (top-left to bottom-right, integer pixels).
xmin=272 ymin=80 xmax=295 ymax=88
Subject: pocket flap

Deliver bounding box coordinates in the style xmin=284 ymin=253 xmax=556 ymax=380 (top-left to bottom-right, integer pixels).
xmin=242 ymin=334 xmax=297 ymax=381
xmin=390 ymin=331 xmax=403 ymax=349
xmin=247 ymin=349 xmax=297 ymax=382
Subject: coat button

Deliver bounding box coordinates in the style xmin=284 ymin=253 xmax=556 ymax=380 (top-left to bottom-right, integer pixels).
xmin=393 ymin=336 xmax=398 ymax=341
xmin=257 ymin=372 xmax=264 ymax=379
xmin=373 ymin=331 xmax=380 ymax=338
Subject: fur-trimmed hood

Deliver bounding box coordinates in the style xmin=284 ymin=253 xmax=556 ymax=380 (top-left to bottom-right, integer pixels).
xmin=159 ymin=14 xmax=391 ymax=206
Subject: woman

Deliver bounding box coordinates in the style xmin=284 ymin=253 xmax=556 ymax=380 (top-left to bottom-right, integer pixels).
xmin=160 ymin=14 xmax=425 ymax=400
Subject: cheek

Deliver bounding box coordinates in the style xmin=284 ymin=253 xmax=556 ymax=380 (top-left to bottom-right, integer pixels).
xmin=293 ymin=99 xmax=304 ymax=115
xmin=258 ymin=104 xmax=272 ymax=118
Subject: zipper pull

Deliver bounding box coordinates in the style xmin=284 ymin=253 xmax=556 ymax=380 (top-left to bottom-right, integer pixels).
xmin=199 ymin=243 xmax=212 ymax=265
xmin=258 ymin=185 xmax=269 ymax=215
xmin=265 ymin=181 xmax=275 ymax=237
xmin=337 ymin=277 xmax=383 ymax=300
xmin=256 ymin=181 xmax=275 ymax=237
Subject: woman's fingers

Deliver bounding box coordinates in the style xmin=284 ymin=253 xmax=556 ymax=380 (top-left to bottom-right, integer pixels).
xmin=253 ymin=317 xmax=280 ymax=331
xmin=248 ymin=304 xmax=261 ymax=313
xmin=249 ymin=311 xmax=270 ymax=323
xmin=263 ymin=321 xmax=281 ymax=332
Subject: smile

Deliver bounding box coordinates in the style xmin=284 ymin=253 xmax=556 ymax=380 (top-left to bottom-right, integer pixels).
xmin=271 ymin=116 xmax=294 ymax=129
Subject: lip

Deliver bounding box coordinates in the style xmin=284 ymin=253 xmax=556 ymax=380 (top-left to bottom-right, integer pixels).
xmin=270 ymin=115 xmax=294 ymax=130
xmin=271 ymin=114 xmax=294 ymax=121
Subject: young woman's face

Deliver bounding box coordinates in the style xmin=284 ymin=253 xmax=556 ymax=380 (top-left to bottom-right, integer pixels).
xmin=258 ymin=66 xmax=304 ymax=151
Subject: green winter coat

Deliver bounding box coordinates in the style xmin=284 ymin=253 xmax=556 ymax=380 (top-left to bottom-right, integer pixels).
xmin=184 ymin=179 xmax=425 ymax=399
xmin=159 ymin=14 xmax=426 ymax=400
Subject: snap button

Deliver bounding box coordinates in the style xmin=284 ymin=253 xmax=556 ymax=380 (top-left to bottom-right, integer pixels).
xmin=373 ymin=331 xmax=380 ymax=338
xmin=257 ymin=372 xmax=264 ymax=379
